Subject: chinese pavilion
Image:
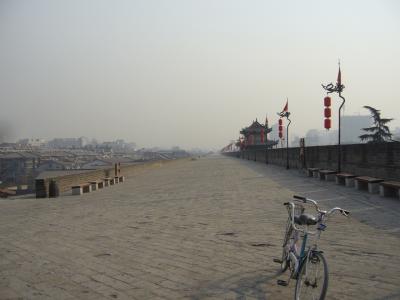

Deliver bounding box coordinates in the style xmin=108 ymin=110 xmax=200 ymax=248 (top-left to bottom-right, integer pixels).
xmin=239 ymin=119 xmax=278 ymax=148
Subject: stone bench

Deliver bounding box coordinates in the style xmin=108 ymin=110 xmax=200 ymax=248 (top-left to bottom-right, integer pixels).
xmin=307 ymin=168 xmax=319 ymax=178
xmin=379 ymin=181 xmax=400 ymax=199
xmin=0 ymin=188 xmax=16 ymax=198
xmin=104 ymin=177 xmax=116 ymax=186
xmin=72 ymin=183 xmax=91 ymax=195
xmin=103 ymin=178 xmax=112 ymax=187
xmin=89 ymin=180 xmax=104 ymax=191
xmin=319 ymin=170 xmax=337 ymax=181
xmin=336 ymin=173 xmax=357 ymax=187
xmin=355 ymin=176 xmax=384 ymax=194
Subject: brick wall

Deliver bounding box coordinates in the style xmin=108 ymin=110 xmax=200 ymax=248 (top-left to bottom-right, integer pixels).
xmin=225 ymin=142 xmax=400 ymax=181
xmin=36 ymin=160 xmax=177 ymax=198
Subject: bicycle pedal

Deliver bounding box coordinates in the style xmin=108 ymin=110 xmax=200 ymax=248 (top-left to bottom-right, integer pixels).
xmin=277 ymin=280 xmax=288 ymax=286
xmin=273 ymin=258 xmax=283 ymax=264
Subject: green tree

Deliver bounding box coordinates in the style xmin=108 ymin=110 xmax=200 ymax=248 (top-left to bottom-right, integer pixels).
xmin=359 ymin=106 xmax=393 ymax=143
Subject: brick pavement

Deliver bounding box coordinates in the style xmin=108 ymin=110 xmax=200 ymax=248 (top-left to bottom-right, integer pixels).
xmin=0 ymin=155 xmax=400 ymax=299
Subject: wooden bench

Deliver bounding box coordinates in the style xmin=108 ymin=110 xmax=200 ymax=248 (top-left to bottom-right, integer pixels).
xmin=319 ymin=170 xmax=337 ymax=181
xmin=118 ymin=176 xmax=125 ymax=183
xmin=336 ymin=173 xmax=357 ymax=187
xmin=355 ymin=176 xmax=384 ymax=194
xmin=71 ymin=183 xmax=91 ymax=195
xmin=89 ymin=180 xmax=103 ymax=191
xmin=114 ymin=176 xmax=120 ymax=184
xmin=379 ymin=181 xmax=400 ymax=199
xmin=307 ymin=168 xmax=319 ymax=178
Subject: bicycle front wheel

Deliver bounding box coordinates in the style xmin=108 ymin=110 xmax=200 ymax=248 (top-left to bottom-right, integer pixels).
xmin=295 ymin=251 xmax=328 ymax=300
xmin=279 ymin=219 xmax=293 ymax=273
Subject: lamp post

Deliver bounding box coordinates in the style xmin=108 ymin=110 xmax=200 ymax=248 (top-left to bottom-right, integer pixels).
xmin=322 ymin=63 xmax=345 ymax=173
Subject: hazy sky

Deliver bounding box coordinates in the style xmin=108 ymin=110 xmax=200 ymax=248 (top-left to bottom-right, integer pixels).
xmin=1 ymin=0 xmax=399 ymax=149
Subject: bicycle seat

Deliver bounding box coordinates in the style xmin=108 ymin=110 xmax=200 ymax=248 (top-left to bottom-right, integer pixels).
xmin=294 ymin=213 xmax=318 ymax=226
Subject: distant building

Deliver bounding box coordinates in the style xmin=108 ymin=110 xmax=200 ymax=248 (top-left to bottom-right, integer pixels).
xmin=47 ymin=138 xmax=84 ymax=149
xmin=342 ymin=115 xmax=371 ymax=144
xmin=0 ymin=143 xmax=17 ymax=151
xmin=305 ymin=129 xmax=337 ymax=146
xmin=18 ymin=138 xmax=46 ymax=148
xmin=269 ymin=123 xmax=283 ymax=147
xmin=81 ymin=157 xmax=136 ymax=169
xmin=36 ymin=160 xmax=74 ymax=172
xmin=393 ymin=127 xmax=400 ymax=141
xmin=99 ymin=140 xmax=136 ymax=153
xmin=303 ymin=115 xmax=371 ymax=146
xmin=0 ymin=152 xmax=39 ymax=186
xmin=81 ymin=159 xmax=112 ymax=169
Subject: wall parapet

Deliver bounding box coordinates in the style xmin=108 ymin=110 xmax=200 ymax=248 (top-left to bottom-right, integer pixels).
xmin=225 ymin=142 xmax=400 ymax=181
xmin=35 ymin=159 xmax=177 ymax=198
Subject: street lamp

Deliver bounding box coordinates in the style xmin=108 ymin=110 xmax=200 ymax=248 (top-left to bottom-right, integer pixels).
xmin=322 ymin=62 xmax=345 ymax=173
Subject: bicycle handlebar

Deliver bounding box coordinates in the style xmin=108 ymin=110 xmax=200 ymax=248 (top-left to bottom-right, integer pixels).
xmin=283 ymin=202 xmax=304 ymax=232
xmin=293 ymin=195 xmax=306 ymax=201
xmin=284 ymin=197 xmax=350 ymax=234
xmin=292 ymin=195 xmax=350 ymax=217
xmin=328 ymin=207 xmax=350 ymax=217
xmin=293 ymin=195 xmax=325 ymax=214
xmin=289 ymin=194 xmax=350 ymax=225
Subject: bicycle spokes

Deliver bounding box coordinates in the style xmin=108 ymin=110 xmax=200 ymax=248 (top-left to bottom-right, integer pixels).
xmin=295 ymin=253 xmax=328 ymax=300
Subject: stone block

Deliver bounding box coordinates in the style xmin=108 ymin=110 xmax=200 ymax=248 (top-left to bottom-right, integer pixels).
xmin=90 ymin=182 xmax=98 ymax=191
xmin=325 ymin=173 xmax=335 ymax=181
xmin=368 ymin=182 xmax=380 ymax=194
xmin=72 ymin=186 xmax=82 ymax=195
xmin=345 ymin=178 xmax=355 ymax=187
xmin=379 ymin=185 xmax=385 ymax=197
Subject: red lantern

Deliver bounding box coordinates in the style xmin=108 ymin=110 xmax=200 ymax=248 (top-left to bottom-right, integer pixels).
xmin=279 ymin=132 xmax=283 ymax=138
xmin=324 ymin=118 xmax=331 ymax=129
xmin=324 ymin=107 xmax=331 ymax=118
xmin=278 ymin=118 xmax=283 ymax=125
xmin=324 ymin=96 xmax=331 ymax=107
xmin=279 ymin=125 xmax=283 ymax=132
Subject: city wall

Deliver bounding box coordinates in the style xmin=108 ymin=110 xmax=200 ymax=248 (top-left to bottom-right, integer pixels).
xmin=35 ymin=160 xmax=177 ymax=198
xmin=224 ymin=142 xmax=400 ymax=181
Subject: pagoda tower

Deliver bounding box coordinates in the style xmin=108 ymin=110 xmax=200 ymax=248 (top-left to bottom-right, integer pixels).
xmin=240 ymin=119 xmax=278 ymax=148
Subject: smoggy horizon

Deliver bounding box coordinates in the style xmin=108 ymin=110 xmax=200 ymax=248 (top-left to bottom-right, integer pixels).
xmin=1 ymin=0 xmax=399 ymax=149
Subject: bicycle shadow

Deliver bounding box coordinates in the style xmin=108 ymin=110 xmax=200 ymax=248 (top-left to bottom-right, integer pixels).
xmin=190 ymin=269 xmax=291 ymax=300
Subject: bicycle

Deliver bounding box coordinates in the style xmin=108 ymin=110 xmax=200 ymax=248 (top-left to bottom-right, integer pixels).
xmin=273 ymin=195 xmax=350 ymax=300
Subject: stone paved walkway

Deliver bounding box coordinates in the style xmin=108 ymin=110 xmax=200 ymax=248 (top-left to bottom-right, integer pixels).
xmin=1 ymin=155 xmax=400 ymax=299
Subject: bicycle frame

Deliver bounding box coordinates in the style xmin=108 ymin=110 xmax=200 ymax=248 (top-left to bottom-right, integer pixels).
xmin=287 ymin=212 xmax=325 ymax=278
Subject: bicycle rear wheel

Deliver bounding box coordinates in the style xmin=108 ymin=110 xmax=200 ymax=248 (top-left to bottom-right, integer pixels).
xmin=295 ymin=251 xmax=328 ymax=300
